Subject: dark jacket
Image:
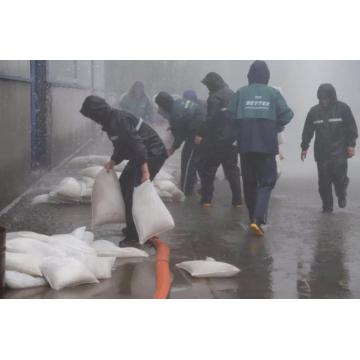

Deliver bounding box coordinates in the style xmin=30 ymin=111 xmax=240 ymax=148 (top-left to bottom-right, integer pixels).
xmin=80 ymin=96 xmax=166 ymax=165
xmin=198 ymin=72 xmax=236 ymax=147
xmin=155 ymin=92 xmax=204 ymax=150
xmin=228 ymin=61 xmax=294 ymax=155
xmin=170 ymin=98 xmax=204 ymax=149
xmin=301 ymin=84 xmax=358 ymax=162
xmin=119 ymin=81 xmax=154 ymax=122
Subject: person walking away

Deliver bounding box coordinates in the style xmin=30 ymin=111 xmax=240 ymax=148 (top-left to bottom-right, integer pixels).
xmin=119 ymin=81 xmax=154 ymax=123
xmin=80 ymin=96 xmax=167 ymax=247
xmin=228 ymin=61 xmax=294 ymax=236
xmin=195 ymin=72 xmax=242 ymax=208
xmin=155 ymin=91 xmax=204 ymax=197
xmin=301 ymin=83 xmax=358 ymax=212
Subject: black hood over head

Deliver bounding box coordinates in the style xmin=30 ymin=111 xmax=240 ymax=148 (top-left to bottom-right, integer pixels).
xmin=80 ymin=96 xmax=112 ymax=125
xmin=202 ymin=72 xmax=227 ymax=92
xmin=317 ymin=83 xmax=337 ymax=104
xmin=248 ymin=60 xmax=270 ymax=85
xmin=155 ymin=91 xmax=174 ymax=113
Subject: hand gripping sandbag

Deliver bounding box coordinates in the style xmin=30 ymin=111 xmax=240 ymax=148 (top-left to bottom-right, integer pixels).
xmin=132 ymin=180 xmax=175 ymax=244
xmin=92 ymin=169 xmax=126 ymax=227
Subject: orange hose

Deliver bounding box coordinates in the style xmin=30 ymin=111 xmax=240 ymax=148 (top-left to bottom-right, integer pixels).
xmin=149 ymin=237 xmax=170 ymax=299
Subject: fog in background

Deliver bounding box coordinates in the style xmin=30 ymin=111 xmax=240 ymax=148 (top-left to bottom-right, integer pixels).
xmin=105 ymin=60 xmax=360 ymax=180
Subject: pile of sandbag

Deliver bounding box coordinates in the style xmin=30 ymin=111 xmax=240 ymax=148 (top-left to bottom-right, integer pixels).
xmin=32 ymin=162 xmax=184 ymax=205
xmin=32 ymin=177 xmax=94 ymax=205
xmin=4 ymin=227 xmax=148 ymax=290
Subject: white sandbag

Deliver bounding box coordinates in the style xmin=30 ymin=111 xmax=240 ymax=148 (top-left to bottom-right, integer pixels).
xmin=154 ymin=179 xmax=185 ymax=202
xmin=71 ymin=226 xmax=87 ymax=241
xmin=69 ymin=155 xmax=109 ymax=166
xmin=156 ymin=190 xmax=174 ymax=202
xmin=81 ymin=176 xmax=95 ymax=188
xmin=80 ymin=256 xmax=116 ymax=280
xmin=176 ymin=257 xmax=241 ymax=278
xmin=6 ymin=237 xmax=66 ymax=258
xmin=276 ymin=154 xmax=282 ymax=179
xmin=79 ymin=166 xmax=103 ymax=179
xmin=5 ymin=252 xmax=44 ymax=277
xmin=91 ymin=240 xmax=149 ymax=258
xmin=154 ymin=179 xmax=176 ymax=193
xmin=278 ymin=132 xmax=285 ymax=145
xmin=132 ymin=180 xmax=175 ymax=244
xmin=41 ymin=257 xmax=99 ymax=290
xmin=71 ymin=227 xmax=94 ymax=245
xmin=161 ymin=128 xmax=175 ymax=149
xmin=155 ymin=169 xmax=175 ymax=182
xmin=5 ymin=271 xmax=47 ymax=289
xmin=49 ymin=234 xmax=96 ymax=257
xmin=31 ymin=194 xmax=52 ymax=205
xmin=6 ymin=231 xmax=51 ymax=243
xmin=82 ymin=231 xmax=94 ymax=245
xmin=51 ymin=177 xmax=84 ymax=198
xmin=91 ymin=169 xmax=126 ymax=227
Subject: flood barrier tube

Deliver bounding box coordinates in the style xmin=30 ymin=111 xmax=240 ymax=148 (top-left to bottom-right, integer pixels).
xmin=149 ymin=237 xmax=170 ymax=299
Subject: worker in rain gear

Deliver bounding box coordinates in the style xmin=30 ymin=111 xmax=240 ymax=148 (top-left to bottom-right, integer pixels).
xmin=119 ymin=81 xmax=154 ymax=123
xmin=195 ymin=72 xmax=242 ymax=207
xmin=301 ymin=83 xmax=358 ymax=212
xmin=228 ymin=61 xmax=294 ymax=236
xmin=80 ymin=95 xmax=167 ymax=246
xmin=183 ymin=90 xmax=207 ymax=117
xmin=155 ymin=91 xmax=204 ymax=196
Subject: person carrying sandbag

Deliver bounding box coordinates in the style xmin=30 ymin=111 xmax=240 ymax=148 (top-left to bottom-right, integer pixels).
xmin=80 ymin=96 xmax=167 ymax=247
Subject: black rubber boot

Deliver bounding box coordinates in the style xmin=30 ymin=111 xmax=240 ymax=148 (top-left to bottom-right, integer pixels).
xmin=118 ymin=234 xmax=139 ymax=248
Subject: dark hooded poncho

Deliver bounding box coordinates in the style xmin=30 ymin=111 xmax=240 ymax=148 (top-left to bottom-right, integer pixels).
xmin=247 ymin=60 xmax=270 ymax=85
xmin=155 ymin=91 xmax=175 ymax=114
xmin=317 ymin=83 xmax=337 ymax=105
xmin=156 ymin=91 xmax=203 ymax=150
xmin=301 ymin=83 xmax=358 ymax=161
xmin=80 ymin=96 xmax=166 ymax=165
xmin=197 ymin=72 xmax=236 ymax=146
xmin=227 ymin=61 xmax=294 ymax=154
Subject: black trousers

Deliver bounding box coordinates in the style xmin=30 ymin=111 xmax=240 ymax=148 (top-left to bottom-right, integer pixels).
xmin=180 ymin=139 xmax=199 ymax=196
xmin=317 ymin=158 xmax=349 ymax=211
xmin=119 ymin=155 xmax=166 ymax=238
xmin=199 ymin=144 xmax=242 ymax=204
xmin=241 ymin=152 xmax=277 ymax=224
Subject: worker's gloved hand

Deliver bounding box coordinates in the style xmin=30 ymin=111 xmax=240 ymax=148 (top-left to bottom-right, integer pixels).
xmin=300 ymin=150 xmax=307 ymax=161
xmin=194 ymin=136 xmax=203 ymax=145
xmin=347 ymin=147 xmax=356 ymax=158
xmin=104 ymin=160 xmax=115 ymax=173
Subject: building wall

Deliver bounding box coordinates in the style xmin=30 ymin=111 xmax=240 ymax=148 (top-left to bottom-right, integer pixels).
xmin=47 ymin=61 xmax=103 ymax=166
xmin=0 ymin=60 xmax=105 ymax=210
xmin=0 ymin=61 xmax=31 ymax=209
xmin=48 ymin=86 xmax=94 ymax=165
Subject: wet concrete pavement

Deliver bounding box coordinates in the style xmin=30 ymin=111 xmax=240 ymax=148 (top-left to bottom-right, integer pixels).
xmin=2 ymin=134 xmax=360 ymax=299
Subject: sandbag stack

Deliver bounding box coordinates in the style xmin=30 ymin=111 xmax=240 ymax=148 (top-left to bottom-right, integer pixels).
xmin=4 ymin=227 xmax=149 ymax=291
xmin=32 ymin=156 xmax=185 ymax=205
